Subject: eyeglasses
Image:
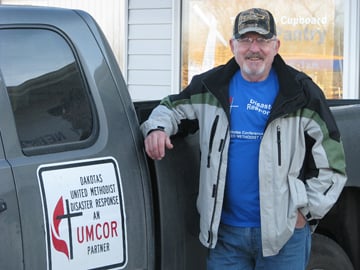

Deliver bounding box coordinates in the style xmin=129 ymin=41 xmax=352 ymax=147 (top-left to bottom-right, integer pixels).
xmin=235 ymin=37 xmax=277 ymax=48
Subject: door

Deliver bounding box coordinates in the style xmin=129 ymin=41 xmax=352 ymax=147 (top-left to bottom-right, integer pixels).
xmin=0 ymin=84 xmax=23 ymax=269
xmin=0 ymin=11 xmax=154 ymax=269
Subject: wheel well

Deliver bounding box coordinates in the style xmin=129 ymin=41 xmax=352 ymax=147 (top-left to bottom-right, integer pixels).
xmin=308 ymin=233 xmax=354 ymax=270
xmin=315 ymin=186 xmax=360 ymax=270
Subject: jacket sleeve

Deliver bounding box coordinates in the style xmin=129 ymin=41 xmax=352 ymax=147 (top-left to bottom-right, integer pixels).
xmin=140 ymin=88 xmax=199 ymax=138
xmin=299 ymin=86 xmax=347 ymax=222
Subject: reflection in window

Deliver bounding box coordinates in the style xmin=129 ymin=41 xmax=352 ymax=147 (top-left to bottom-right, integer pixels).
xmin=181 ymin=0 xmax=344 ymax=99
xmin=0 ymin=29 xmax=93 ymax=151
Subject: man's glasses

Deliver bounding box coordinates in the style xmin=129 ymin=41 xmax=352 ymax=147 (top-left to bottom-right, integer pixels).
xmin=235 ymin=37 xmax=277 ymax=48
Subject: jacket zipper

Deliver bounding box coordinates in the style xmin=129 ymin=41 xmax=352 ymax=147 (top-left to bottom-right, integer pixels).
xmin=207 ymin=115 xmax=219 ymax=168
xmin=207 ymin=126 xmax=229 ymax=245
xmin=277 ymin=126 xmax=281 ymax=166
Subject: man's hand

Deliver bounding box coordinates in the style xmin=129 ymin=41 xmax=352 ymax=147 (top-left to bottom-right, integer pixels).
xmin=296 ymin=210 xmax=307 ymax=229
xmin=144 ymin=130 xmax=174 ymax=160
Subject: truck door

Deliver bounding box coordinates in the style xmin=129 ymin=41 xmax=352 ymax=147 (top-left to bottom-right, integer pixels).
xmin=0 ymin=89 xmax=23 ymax=269
xmin=0 ymin=9 xmax=154 ymax=270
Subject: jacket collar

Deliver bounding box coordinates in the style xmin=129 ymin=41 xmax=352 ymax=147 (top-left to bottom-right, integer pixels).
xmin=269 ymin=54 xmax=307 ymax=122
xmin=201 ymin=58 xmax=238 ymax=120
xmin=201 ymin=54 xmax=308 ymax=121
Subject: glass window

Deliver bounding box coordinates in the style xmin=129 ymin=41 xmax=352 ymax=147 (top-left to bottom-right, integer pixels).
xmin=182 ymin=0 xmax=344 ymax=99
xmin=1 ymin=0 xmax=125 ymax=71
xmin=0 ymin=29 xmax=93 ymax=152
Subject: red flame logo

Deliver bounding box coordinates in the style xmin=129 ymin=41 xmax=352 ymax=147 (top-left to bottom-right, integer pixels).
xmin=51 ymin=196 xmax=69 ymax=259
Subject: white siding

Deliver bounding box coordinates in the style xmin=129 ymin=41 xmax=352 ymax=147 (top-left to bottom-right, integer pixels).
xmin=127 ymin=0 xmax=179 ymax=101
xmin=129 ymin=0 xmax=171 ymax=9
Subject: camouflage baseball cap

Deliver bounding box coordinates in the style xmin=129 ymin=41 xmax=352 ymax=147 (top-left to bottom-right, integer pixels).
xmin=233 ymin=8 xmax=276 ymax=39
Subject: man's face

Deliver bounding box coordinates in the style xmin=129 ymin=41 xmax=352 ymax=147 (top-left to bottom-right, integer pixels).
xmin=230 ymin=32 xmax=280 ymax=82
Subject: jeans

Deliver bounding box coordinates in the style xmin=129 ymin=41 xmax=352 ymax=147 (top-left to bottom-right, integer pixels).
xmin=207 ymin=223 xmax=311 ymax=270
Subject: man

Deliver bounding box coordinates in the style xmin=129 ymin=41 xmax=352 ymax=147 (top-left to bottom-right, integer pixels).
xmin=141 ymin=8 xmax=347 ymax=270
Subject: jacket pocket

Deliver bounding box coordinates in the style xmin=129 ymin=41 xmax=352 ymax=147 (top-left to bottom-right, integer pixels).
xmin=291 ymin=178 xmax=308 ymax=209
xmin=207 ymin=115 xmax=219 ymax=168
xmin=277 ymin=126 xmax=281 ymax=166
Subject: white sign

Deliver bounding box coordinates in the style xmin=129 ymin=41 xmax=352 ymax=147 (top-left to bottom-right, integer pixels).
xmin=38 ymin=157 xmax=127 ymax=270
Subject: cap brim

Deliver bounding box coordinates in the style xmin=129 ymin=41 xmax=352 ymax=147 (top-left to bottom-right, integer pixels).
xmin=234 ymin=27 xmax=273 ymax=39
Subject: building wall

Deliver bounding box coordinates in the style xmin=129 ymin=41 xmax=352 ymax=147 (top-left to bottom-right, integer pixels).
xmin=127 ymin=0 xmax=179 ymax=101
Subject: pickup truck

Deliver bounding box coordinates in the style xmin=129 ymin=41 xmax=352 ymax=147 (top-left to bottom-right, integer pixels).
xmin=0 ymin=5 xmax=359 ymax=270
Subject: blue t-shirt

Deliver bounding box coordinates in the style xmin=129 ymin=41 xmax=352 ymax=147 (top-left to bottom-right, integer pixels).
xmin=221 ymin=68 xmax=279 ymax=227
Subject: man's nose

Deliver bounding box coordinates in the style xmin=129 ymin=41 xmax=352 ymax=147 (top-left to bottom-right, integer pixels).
xmin=249 ymin=40 xmax=261 ymax=51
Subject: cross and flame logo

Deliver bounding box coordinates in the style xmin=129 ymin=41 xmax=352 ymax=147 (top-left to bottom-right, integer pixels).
xmin=51 ymin=196 xmax=82 ymax=260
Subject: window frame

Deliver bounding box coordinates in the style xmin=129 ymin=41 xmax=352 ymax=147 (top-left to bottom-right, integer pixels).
xmin=0 ymin=25 xmax=99 ymax=156
xmin=343 ymin=0 xmax=360 ymax=99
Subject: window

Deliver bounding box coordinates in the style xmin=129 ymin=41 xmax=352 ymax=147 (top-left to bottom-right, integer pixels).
xmin=0 ymin=28 xmax=94 ymax=153
xmin=1 ymin=0 xmax=125 ymax=71
xmin=181 ymin=0 xmax=346 ymax=99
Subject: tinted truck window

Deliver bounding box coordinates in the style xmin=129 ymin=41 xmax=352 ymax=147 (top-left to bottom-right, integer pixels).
xmin=0 ymin=28 xmax=93 ymax=152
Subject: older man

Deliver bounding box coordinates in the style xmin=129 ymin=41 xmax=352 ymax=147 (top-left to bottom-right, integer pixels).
xmin=141 ymin=8 xmax=347 ymax=270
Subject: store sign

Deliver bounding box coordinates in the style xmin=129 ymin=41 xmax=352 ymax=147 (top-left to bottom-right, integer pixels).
xmin=38 ymin=157 xmax=127 ymax=270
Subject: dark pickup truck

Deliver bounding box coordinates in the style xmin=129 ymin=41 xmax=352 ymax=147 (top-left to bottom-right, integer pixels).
xmin=0 ymin=5 xmax=359 ymax=270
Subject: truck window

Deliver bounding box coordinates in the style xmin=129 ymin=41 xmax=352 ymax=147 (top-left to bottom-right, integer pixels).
xmin=0 ymin=28 xmax=94 ymax=154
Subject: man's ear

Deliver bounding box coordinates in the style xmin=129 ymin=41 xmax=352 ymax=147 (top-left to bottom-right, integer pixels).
xmin=275 ymin=39 xmax=281 ymax=53
xmin=229 ymin=39 xmax=235 ymax=53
